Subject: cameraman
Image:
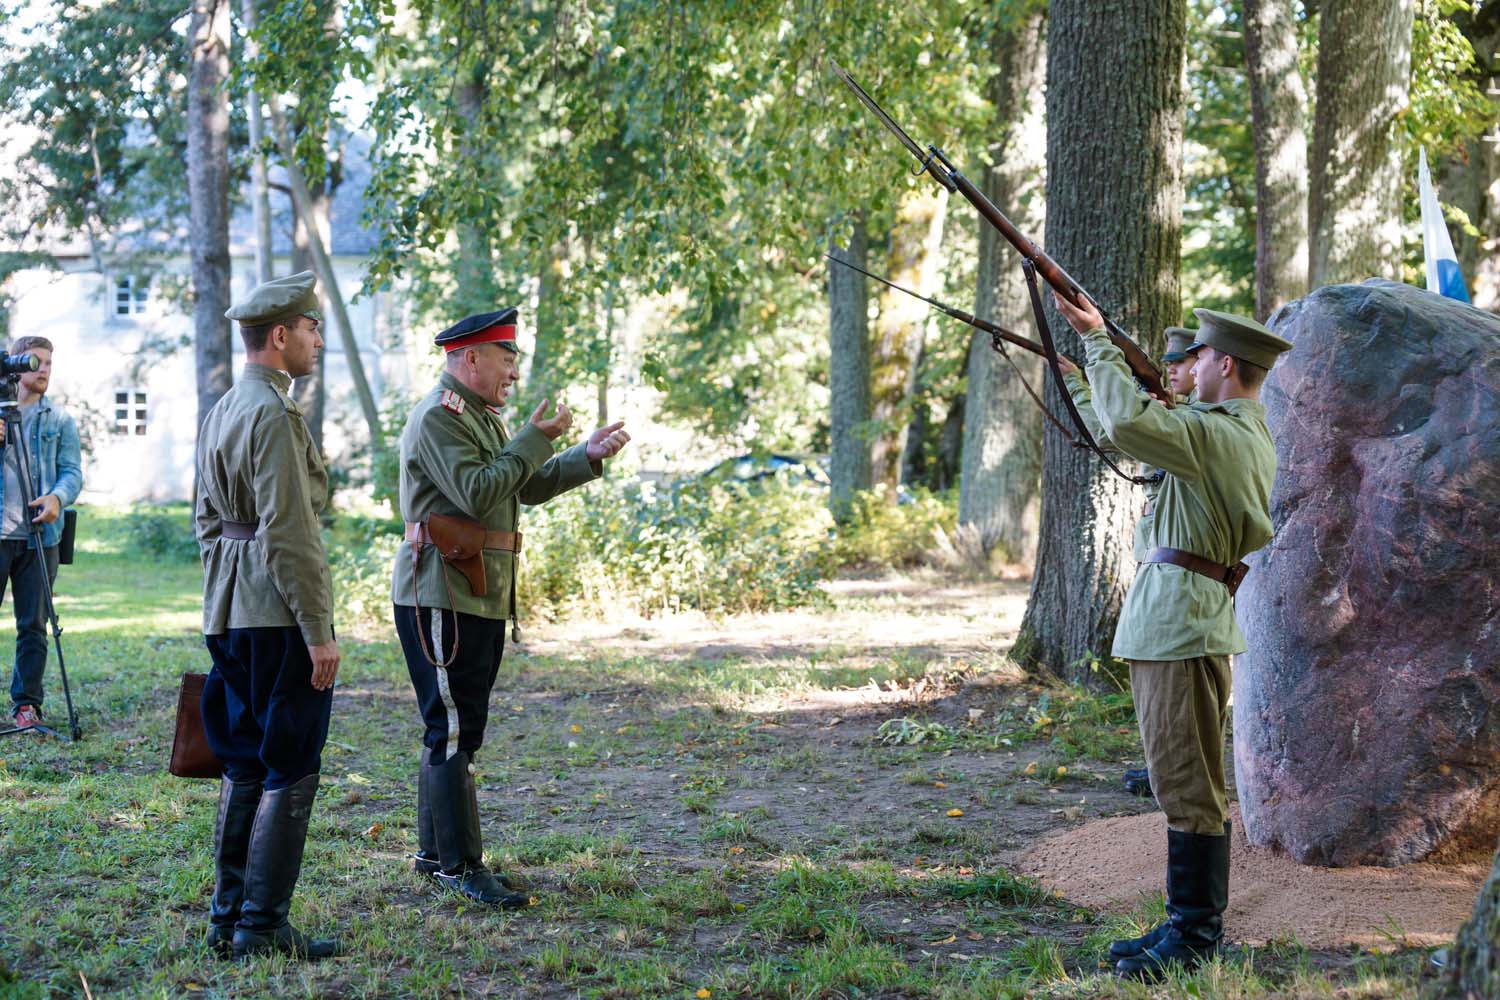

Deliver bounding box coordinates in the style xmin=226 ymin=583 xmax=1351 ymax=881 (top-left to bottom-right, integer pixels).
xmin=4 ymin=336 xmax=82 ymax=731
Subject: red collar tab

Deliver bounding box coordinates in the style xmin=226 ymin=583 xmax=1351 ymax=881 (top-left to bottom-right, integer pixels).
xmin=442 ymin=323 xmax=517 ymax=352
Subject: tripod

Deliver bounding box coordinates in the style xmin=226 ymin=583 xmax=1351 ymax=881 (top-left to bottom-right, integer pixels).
xmin=0 ymin=386 xmax=81 ymax=741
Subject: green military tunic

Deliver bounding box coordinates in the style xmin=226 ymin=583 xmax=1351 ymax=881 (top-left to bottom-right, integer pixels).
xmin=1077 ymin=329 xmax=1276 ymax=661
xmin=196 ymin=363 xmax=334 ymax=646
xmin=391 ymin=372 xmax=601 ymax=620
xmin=1060 ymin=370 xmax=1186 ymax=562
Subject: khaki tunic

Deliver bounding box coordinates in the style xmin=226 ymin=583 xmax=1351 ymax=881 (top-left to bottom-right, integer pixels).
xmin=390 ymin=372 xmax=600 ymax=620
xmin=1078 ymin=328 xmax=1276 ymax=661
xmin=1061 ymin=371 xmax=1191 ymax=562
xmin=196 ymin=364 xmax=334 ymax=646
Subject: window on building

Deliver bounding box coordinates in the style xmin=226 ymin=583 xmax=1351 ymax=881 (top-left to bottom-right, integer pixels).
xmin=113 ymin=389 xmax=147 ymax=435
xmin=114 ymin=275 xmax=149 ymax=316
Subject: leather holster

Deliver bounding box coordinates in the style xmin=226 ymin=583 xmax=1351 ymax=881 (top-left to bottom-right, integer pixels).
xmin=423 ymin=513 xmax=488 ymax=597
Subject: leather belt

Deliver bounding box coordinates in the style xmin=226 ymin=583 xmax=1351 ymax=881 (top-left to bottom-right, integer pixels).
xmin=222 ymin=519 xmax=257 ymax=540
xmin=1143 ymin=546 xmax=1250 ymax=598
xmin=404 ymin=521 xmax=522 ymax=554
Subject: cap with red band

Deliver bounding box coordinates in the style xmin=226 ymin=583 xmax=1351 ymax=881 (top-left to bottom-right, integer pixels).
xmin=434 ymin=306 xmax=520 ymax=354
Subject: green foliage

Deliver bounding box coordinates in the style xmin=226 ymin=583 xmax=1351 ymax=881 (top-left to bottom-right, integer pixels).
xmin=518 ymin=474 xmax=836 ymax=619
xmin=120 ymin=507 xmax=199 ymax=563
xmin=0 ymin=0 xmax=191 ymax=247
xmin=828 ymin=485 xmax=957 ymax=568
xmin=1407 ymin=0 xmax=1497 ymax=158
xmin=1181 ymin=0 xmax=1258 ymax=318
xmin=326 ymin=514 xmax=403 ymax=632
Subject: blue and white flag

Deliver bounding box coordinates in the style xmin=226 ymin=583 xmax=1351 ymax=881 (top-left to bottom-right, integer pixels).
xmin=1419 ymin=147 xmax=1471 ymax=303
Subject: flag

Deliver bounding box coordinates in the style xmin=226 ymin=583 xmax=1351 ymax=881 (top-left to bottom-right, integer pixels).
xmin=1419 ymin=147 xmax=1471 ymax=303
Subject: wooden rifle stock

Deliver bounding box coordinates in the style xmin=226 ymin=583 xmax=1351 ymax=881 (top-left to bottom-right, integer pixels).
xmin=942 ymin=166 xmax=1172 ymax=405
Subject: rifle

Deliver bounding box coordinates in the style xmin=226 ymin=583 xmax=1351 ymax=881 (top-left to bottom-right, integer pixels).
xmin=825 ymin=252 xmax=1083 ymax=444
xmin=829 ymin=62 xmax=1171 ymax=412
xmin=823 ymin=252 xmax=1080 ymax=367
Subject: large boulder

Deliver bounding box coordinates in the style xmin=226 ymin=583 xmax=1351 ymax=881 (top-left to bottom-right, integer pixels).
xmin=1235 ymin=279 xmax=1500 ymax=867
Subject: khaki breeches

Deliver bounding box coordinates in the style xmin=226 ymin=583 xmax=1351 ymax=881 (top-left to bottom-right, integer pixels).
xmin=1130 ymin=656 xmax=1232 ymax=836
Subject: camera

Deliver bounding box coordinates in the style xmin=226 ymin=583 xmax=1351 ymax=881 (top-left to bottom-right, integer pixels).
xmin=0 ymin=354 xmax=38 ymax=376
xmin=0 ymin=354 xmax=37 ymax=404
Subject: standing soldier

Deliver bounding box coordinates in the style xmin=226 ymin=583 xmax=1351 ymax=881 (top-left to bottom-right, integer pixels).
xmin=1053 ymin=293 xmax=1290 ymax=981
xmin=393 ymin=307 xmax=629 ymax=908
xmin=196 ymin=271 xmax=341 ymax=960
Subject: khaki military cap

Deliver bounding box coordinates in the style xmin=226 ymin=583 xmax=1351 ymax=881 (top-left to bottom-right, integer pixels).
xmin=1162 ymin=326 xmax=1196 ymax=363
xmin=1188 ymin=309 xmax=1292 ymax=369
xmin=225 ymin=270 xmax=320 ymax=326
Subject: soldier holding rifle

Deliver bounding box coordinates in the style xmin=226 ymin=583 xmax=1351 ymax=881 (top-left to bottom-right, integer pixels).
xmin=1053 ymin=292 xmax=1289 ymax=981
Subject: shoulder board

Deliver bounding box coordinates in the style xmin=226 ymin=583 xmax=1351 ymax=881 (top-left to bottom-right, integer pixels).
xmin=440 ymin=390 xmax=467 ymax=415
xmin=273 ymin=385 xmax=302 ymax=416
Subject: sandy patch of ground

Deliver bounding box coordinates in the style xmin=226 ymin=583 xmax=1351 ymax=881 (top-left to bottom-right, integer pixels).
xmin=524 ymin=570 xmax=1031 ymax=665
xmin=1017 ymin=804 xmax=1487 ymax=949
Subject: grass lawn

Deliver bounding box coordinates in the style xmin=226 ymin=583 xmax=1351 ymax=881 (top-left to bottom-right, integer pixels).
xmin=0 ymin=508 xmax=1431 ymax=998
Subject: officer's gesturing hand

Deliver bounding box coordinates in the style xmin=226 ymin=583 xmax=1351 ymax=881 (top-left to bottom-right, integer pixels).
xmin=309 ymin=639 xmax=340 ymax=690
xmin=586 ymin=421 xmax=631 ymax=461
xmin=529 ymin=398 xmax=573 ymax=440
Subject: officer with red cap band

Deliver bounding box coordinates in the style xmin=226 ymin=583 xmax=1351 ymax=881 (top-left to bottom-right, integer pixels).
xmin=392 ymin=306 xmax=630 ymax=908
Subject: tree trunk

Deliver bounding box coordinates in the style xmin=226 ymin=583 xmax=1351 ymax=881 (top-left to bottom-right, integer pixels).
xmin=958 ymin=5 xmax=1048 ymax=564
xmin=1243 ymin=0 xmax=1309 ymax=320
xmin=453 ymin=67 xmax=499 ymax=314
xmin=237 ymin=0 xmax=273 ymax=286
xmin=1448 ymin=8 xmax=1500 ymax=312
xmin=291 ymin=185 xmax=328 ymax=451
xmin=188 ymin=0 xmax=232 ymax=430
xmin=870 ymin=190 xmax=948 ymax=494
xmin=1437 ymin=844 xmax=1500 ymax=999
xmin=828 ymin=217 xmax=873 ymax=520
xmin=901 ymin=355 xmax=929 ymax=487
xmin=525 ymin=240 xmax=569 ymax=411
xmin=1016 ymin=0 xmax=1186 ymax=684
xmin=1308 ymin=0 xmax=1415 ymax=287
xmin=933 ymin=368 xmax=966 ymax=493
xmin=264 ymin=93 xmax=382 ymax=449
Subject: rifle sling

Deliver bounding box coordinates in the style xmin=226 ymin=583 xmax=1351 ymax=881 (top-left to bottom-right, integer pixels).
xmin=1021 ymin=259 xmax=1155 ymax=487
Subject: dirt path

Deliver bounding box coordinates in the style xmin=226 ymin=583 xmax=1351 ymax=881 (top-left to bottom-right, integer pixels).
xmin=524 ymin=569 xmax=1486 ymax=953
xmin=525 ymin=570 xmax=1032 ymax=668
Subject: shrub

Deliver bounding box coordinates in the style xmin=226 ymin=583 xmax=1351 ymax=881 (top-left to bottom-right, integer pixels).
xmin=828 ymin=485 xmax=957 ymax=569
xmin=326 ymin=514 xmax=402 ymax=632
xmin=518 ymin=473 xmax=837 ymax=620
xmin=121 ymin=509 xmax=199 ymax=562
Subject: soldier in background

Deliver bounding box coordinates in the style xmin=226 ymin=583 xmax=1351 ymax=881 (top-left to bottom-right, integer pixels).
xmin=393 ymin=307 xmax=629 ymax=908
xmin=196 ymin=271 xmax=341 ymax=960
xmin=1054 ymin=293 xmax=1290 ymax=980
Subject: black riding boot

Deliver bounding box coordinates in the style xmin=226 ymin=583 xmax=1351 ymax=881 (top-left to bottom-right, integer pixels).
xmin=414 ymin=748 xmax=440 ymax=878
xmin=1116 ymin=823 xmax=1230 ymax=980
xmin=428 ymin=751 xmax=529 ymax=909
xmin=231 ymin=774 xmax=342 ymax=960
xmin=207 ymin=777 xmax=263 ymax=956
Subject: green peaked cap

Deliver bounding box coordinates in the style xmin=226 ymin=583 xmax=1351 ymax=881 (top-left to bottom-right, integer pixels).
xmin=1187 ymin=308 xmax=1292 ymax=369
xmin=1162 ymin=326 xmax=1196 ymax=363
xmin=225 ymin=270 xmax=321 ymax=326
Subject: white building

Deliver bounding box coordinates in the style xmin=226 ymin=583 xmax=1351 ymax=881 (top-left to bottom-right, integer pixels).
xmin=5 ymin=141 xmax=417 ymax=503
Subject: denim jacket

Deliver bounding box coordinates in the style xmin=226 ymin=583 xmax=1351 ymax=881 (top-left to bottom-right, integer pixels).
xmin=0 ymin=396 xmax=83 ymax=548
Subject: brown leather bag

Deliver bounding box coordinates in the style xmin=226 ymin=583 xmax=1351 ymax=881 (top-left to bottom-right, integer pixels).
xmin=169 ymin=672 xmax=224 ymax=779
xmin=426 ymin=511 xmax=488 ymax=597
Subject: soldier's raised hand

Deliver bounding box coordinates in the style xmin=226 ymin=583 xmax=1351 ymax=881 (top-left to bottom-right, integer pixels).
xmin=529 ymin=398 xmax=573 ymax=440
xmin=586 ymin=421 xmax=631 ymax=461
